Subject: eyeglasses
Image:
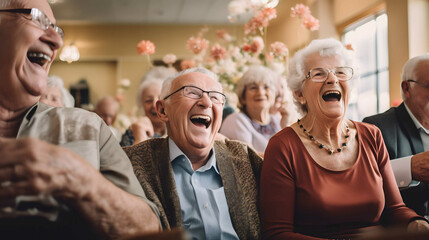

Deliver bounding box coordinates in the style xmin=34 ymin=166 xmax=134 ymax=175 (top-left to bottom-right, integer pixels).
xmin=163 ymin=85 xmax=226 ymax=104
xmin=407 ymin=80 xmax=429 ymax=88
xmin=306 ymin=67 xmax=354 ymax=82
xmin=0 ymin=8 xmax=64 ymax=38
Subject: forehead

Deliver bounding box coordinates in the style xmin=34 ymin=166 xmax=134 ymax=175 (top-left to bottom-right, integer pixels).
xmin=414 ymin=60 xmax=429 ymax=82
xmin=172 ymin=72 xmax=221 ymax=91
xmin=304 ymin=53 xmax=344 ymax=70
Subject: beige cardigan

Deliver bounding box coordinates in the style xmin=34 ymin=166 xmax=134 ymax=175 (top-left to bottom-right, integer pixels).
xmin=123 ymin=138 xmax=262 ymax=239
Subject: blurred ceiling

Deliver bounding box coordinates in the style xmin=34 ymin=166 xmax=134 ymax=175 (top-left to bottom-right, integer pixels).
xmin=49 ymin=0 xmax=241 ymax=25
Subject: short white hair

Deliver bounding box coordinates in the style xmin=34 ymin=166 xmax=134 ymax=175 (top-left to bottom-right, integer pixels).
xmin=235 ymin=65 xmax=277 ymax=111
xmin=287 ymin=38 xmax=358 ymax=115
xmin=46 ymin=75 xmax=75 ymax=108
xmin=160 ymin=67 xmax=220 ymax=100
xmin=400 ymin=54 xmax=429 ymax=99
xmin=136 ymin=66 xmax=176 ymax=107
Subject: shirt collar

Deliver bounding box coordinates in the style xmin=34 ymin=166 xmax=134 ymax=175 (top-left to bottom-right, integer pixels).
xmin=404 ymin=103 xmax=429 ymax=134
xmin=168 ymin=137 xmax=219 ymax=173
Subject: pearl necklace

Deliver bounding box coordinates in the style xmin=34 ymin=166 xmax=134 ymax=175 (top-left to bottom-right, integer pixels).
xmin=298 ymin=119 xmax=350 ymax=154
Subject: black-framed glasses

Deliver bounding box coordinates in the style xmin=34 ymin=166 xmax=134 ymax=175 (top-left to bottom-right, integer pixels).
xmin=163 ymin=85 xmax=226 ymax=104
xmin=306 ymin=67 xmax=354 ymax=82
xmin=0 ymin=8 xmax=64 ymax=38
xmin=407 ymin=80 xmax=429 ymax=88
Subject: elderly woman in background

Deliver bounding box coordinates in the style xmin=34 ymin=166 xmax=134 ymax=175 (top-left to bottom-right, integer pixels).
xmin=121 ymin=66 xmax=176 ymax=146
xmin=40 ymin=75 xmax=74 ymax=107
xmin=260 ymin=38 xmax=429 ymax=240
xmin=270 ymin=73 xmax=299 ymax=128
xmin=220 ymin=65 xmax=282 ymax=154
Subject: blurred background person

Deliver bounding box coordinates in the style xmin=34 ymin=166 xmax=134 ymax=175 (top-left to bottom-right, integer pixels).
xmin=260 ymin=38 xmax=429 ymax=239
xmin=121 ymin=66 xmax=176 ymax=146
xmin=94 ymin=96 xmax=121 ymax=140
xmin=40 ymin=75 xmax=74 ymax=108
xmin=220 ymin=65 xmax=281 ymax=154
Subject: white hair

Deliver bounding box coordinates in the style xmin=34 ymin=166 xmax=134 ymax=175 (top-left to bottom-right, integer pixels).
xmin=235 ymin=65 xmax=277 ymax=111
xmin=46 ymin=75 xmax=75 ymax=107
xmin=287 ymin=38 xmax=358 ymax=115
xmin=400 ymin=54 xmax=429 ymax=99
xmin=136 ymin=66 xmax=176 ymax=107
xmin=160 ymin=67 xmax=220 ymax=100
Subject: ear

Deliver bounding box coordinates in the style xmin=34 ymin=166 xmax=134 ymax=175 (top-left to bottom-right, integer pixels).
xmin=401 ymin=81 xmax=411 ymax=98
xmin=156 ymin=100 xmax=168 ymax=122
xmin=294 ymin=90 xmax=306 ymax=105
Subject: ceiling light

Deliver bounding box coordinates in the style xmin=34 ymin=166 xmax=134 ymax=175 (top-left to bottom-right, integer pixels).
xmin=59 ymin=44 xmax=80 ymax=63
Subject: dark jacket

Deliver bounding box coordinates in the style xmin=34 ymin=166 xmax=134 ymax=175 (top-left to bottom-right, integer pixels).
xmin=363 ymin=102 xmax=428 ymax=216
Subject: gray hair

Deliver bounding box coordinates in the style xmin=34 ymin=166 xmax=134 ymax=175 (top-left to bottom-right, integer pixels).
xmin=46 ymin=75 xmax=75 ymax=107
xmin=400 ymin=54 xmax=429 ymax=99
xmin=235 ymin=65 xmax=277 ymax=111
xmin=287 ymin=38 xmax=358 ymax=115
xmin=160 ymin=67 xmax=220 ymax=100
xmin=137 ymin=66 xmax=176 ymax=107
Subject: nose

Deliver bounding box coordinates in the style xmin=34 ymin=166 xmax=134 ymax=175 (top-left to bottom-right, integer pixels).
xmin=325 ymin=71 xmax=339 ymax=84
xmin=41 ymin=27 xmax=63 ymax=51
xmin=197 ymin=92 xmax=213 ymax=108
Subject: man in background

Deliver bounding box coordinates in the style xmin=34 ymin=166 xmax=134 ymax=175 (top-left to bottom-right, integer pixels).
xmin=0 ymin=0 xmax=159 ymax=238
xmin=363 ymin=54 xmax=429 ymax=217
xmin=95 ymin=96 xmax=122 ymax=140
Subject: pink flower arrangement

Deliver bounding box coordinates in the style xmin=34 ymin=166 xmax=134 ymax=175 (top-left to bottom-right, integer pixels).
xmin=290 ymin=4 xmax=311 ymax=18
xmin=186 ymin=37 xmax=209 ymax=54
xmin=162 ymin=54 xmax=177 ymax=65
xmin=270 ymin=41 xmax=289 ymax=57
xmin=216 ymin=29 xmax=233 ymax=42
xmin=180 ymin=59 xmax=196 ymax=70
xmin=136 ymin=40 xmax=155 ymax=55
xmin=290 ymin=3 xmax=319 ymax=31
xmin=250 ymin=36 xmax=264 ymax=54
xmin=244 ymin=7 xmax=277 ymax=35
xmin=210 ymin=44 xmax=227 ymax=60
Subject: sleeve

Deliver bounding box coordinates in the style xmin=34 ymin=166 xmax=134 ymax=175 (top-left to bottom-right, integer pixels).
xmin=260 ymin=135 xmax=323 ymax=240
xmin=390 ymin=156 xmax=417 ymax=189
xmin=98 ymin=122 xmax=160 ymax=217
xmin=120 ymin=128 xmax=135 ymax=147
xmin=220 ymin=113 xmax=253 ymax=146
xmin=374 ymin=127 xmax=425 ymax=225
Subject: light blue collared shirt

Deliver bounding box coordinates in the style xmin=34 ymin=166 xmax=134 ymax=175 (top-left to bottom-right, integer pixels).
xmin=169 ymin=138 xmax=239 ymax=240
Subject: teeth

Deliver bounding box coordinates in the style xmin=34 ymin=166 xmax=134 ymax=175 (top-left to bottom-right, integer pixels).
xmin=323 ymin=90 xmax=340 ymax=96
xmin=191 ymin=115 xmax=211 ymax=122
xmin=27 ymin=52 xmax=51 ymax=62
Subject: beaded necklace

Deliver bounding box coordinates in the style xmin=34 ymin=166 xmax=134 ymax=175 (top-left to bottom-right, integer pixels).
xmin=298 ymin=119 xmax=350 ymax=154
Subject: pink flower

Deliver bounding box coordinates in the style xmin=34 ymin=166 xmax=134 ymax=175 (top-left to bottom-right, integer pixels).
xmin=302 ymin=14 xmax=320 ymax=31
xmin=187 ymin=37 xmax=209 ymax=54
xmin=115 ymin=93 xmax=124 ymax=103
xmin=345 ymin=44 xmax=354 ymax=51
xmin=180 ymin=59 xmax=196 ymax=70
xmin=270 ymin=41 xmax=288 ymax=57
xmin=244 ymin=8 xmax=277 ymax=35
xmin=216 ymin=29 xmax=233 ymax=42
xmin=162 ymin=54 xmax=177 ymax=65
xmin=290 ymin=4 xmax=311 ymax=18
xmin=136 ymin=40 xmax=155 ymax=55
xmin=210 ymin=44 xmax=227 ymax=61
xmin=250 ymin=36 xmax=264 ymax=53
xmin=242 ymin=44 xmax=252 ymax=52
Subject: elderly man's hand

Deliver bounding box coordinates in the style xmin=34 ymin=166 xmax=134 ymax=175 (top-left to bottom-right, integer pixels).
xmin=0 ymin=137 xmax=99 ymax=205
xmin=408 ymin=219 xmax=429 ymax=233
xmin=411 ymin=151 xmax=429 ymax=183
xmin=130 ymin=117 xmax=154 ymax=145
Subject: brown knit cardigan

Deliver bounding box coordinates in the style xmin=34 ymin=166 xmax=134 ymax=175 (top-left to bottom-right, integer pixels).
xmin=123 ymin=137 xmax=262 ymax=239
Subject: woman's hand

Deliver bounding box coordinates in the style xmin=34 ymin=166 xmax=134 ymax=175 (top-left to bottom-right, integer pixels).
xmin=407 ymin=219 xmax=429 ymax=233
xmin=129 ymin=117 xmax=154 ymax=145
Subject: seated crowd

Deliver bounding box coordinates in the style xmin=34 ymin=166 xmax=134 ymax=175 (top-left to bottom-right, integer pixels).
xmin=1 ymin=0 xmax=429 ymax=239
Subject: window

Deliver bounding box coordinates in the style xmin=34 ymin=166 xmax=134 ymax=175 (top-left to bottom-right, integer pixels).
xmin=342 ymin=12 xmax=389 ymax=121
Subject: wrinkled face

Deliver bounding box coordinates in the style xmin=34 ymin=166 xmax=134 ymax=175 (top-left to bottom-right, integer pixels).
xmin=141 ymin=83 xmax=163 ymax=125
xmin=160 ymin=72 xmax=223 ymax=154
xmin=404 ymin=60 xmax=429 ymax=120
xmin=297 ymin=53 xmax=350 ymax=119
xmin=241 ymin=82 xmax=275 ymax=112
xmin=0 ymin=0 xmax=63 ymax=110
xmin=40 ymin=85 xmax=63 ymax=107
xmin=95 ymin=102 xmax=118 ymax=126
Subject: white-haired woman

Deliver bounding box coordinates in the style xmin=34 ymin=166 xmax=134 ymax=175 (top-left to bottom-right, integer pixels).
xmin=260 ymin=38 xmax=429 ymax=239
xmin=40 ymin=75 xmax=74 ymax=108
xmin=121 ymin=66 xmax=176 ymax=146
xmin=220 ymin=65 xmax=282 ymax=154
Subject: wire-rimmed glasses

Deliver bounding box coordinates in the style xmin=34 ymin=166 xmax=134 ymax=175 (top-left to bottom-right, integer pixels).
xmin=407 ymin=80 xmax=429 ymax=88
xmin=0 ymin=8 xmax=64 ymax=38
xmin=163 ymin=85 xmax=226 ymax=104
xmin=306 ymin=67 xmax=354 ymax=82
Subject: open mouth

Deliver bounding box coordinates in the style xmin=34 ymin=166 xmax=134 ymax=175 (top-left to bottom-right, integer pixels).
xmin=190 ymin=115 xmax=212 ymax=128
xmin=322 ymin=90 xmax=341 ymax=102
xmin=27 ymin=52 xmax=51 ymax=67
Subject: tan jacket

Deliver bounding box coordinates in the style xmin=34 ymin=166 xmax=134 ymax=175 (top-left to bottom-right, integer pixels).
xmin=123 ymin=138 xmax=263 ymax=239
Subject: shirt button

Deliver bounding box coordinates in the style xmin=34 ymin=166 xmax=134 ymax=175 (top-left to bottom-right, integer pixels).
xmin=400 ymin=180 xmax=405 ymax=186
xmin=203 ymin=203 xmax=209 ymax=209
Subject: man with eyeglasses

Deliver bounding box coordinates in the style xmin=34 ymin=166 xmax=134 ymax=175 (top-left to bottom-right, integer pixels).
xmin=123 ymin=68 xmax=263 ymax=239
xmin=0 ymin=0 xmax=159 ymax=239
xmin=363 ymin=54 xmax=429 ymax=218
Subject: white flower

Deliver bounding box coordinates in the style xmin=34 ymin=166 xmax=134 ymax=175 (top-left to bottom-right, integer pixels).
xmin=268 ymin=61 xmax=286 ymax=74
xmin=162 ymin=54 xmax=177 ymax=65
xmin=119 ymin=78 xmax=131 ymax=88
xmin=228 ymin=0 xmax=248 ymax=16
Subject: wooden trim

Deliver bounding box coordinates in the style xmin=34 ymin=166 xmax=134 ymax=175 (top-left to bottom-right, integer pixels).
xmin=336 ymin=2 xmax=386 ymax=35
